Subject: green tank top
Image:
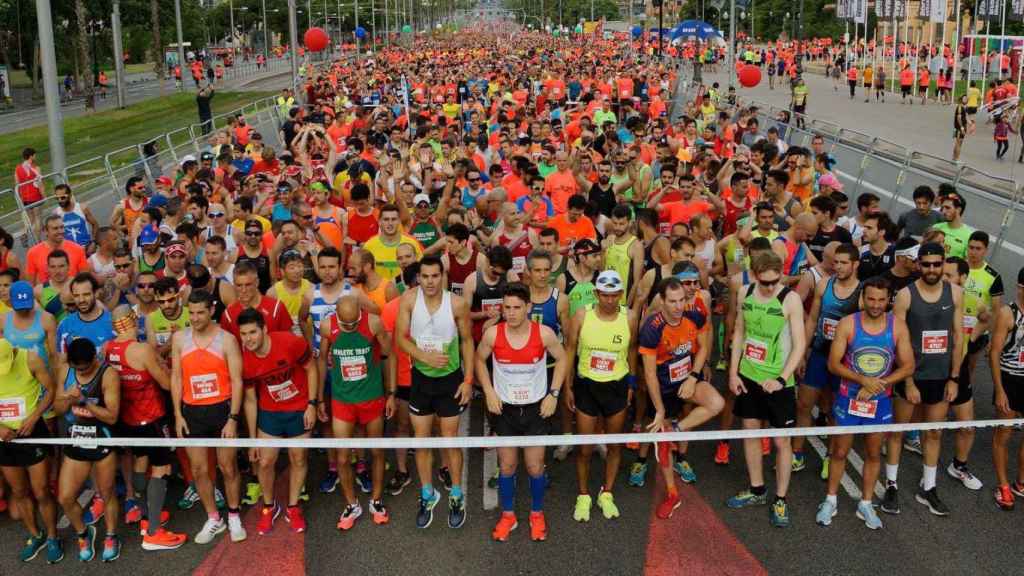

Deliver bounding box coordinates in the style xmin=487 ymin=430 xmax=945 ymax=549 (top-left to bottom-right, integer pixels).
xmin=741 ymin=229 xmax=780 ymax=269
xmin=41 ymin=285 xmax=66 ymax=323
xmin=150 ymin=308 xmax=190 ymax=348
xmin=0 ymin=350 xmax=40 ymax=431
xmin=410 ymin=219 xmax=440 ymax=249
xmin=605 ymin=235 xmax=636 ymax=305
xmin=964 ymin=263 xmax=1001 ymax=339
xmin=549 ymin=256 xmax=568 ymax=287
xmin=576 ymin=305 xmax=631 ymax=382
xmin=410 ymin=289 xmax=461 ymax=377
xmin=610 ymin=172 xmax=632 ymax=200
xmin=738 ymin=284 xmax=794 ymax=386
xmin=568 ymin=281 xmax=597 ymax=317
xmin=329 ymin=325 xmax=383 ymax=404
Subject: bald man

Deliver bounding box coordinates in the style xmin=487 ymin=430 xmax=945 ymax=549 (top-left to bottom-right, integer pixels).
xmin=318 ymin=296 xmax=394 ymax=529
xmin=773 ymin=212 xmax=820 ymax=287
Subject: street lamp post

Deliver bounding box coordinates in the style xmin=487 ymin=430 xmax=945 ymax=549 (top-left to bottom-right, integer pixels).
xmin=88 ymin=18 xmax=105 ymax=89
xmin=111 ymin=0 xmax=127 ymax=108
xmin=35 ymin=0 xmax=65 ymax=175
xmin=262 ymin=0 xmax=270 ymax=57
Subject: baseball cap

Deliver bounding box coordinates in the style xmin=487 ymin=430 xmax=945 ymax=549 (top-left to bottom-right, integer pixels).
xmin=917 ymin=242 xmax=945 ymax=259
xmin=10 ymin=281 xmax=33 ymax=311
xmin=572 ymin=238 xmax=601 ymax=257
xmin=200 ymin=151 xmax=215 ymax=161
xmin=139 ymin=226 xmax=160 ymax=246
xmin=595 ymin=270 xmax=624 ymax=294
xmin=164 ymin=242 xmax=188 ymax=258
xmin=0 ymin=339 xmax=13 ymax=376
xmin=894 ymin=237 xmax=919 ymax=259
xmin=147 ymin=195 xmax=168 ymax=210
xmin=413 ymin=193 xmax=431 ymax=206
xmin=154 ymin=176 xmax=173 ymax=187
xmin=180 ymin=154 xmax=196 ymax=166
xmin=818 ymin=173 xmax=843 ymax=192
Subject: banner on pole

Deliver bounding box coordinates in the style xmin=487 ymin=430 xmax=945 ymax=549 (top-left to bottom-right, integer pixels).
xmin=930 ymin=0 xmax=948 ymax=22
xmin=854 ymin=0 xmax=868 ymax=23
xmin=919 ymin=0 xmax=931 ymax=19
xmin=892 ymin=0 xmax=907 ymax=19
xmin=875 ymin=0 xmax=889 ymax=20
xmin=837 ymin=0 xmax=849 ymax=21
xmin=977 ymin=0 xmax=1003 ymax=21
xmin=1012 ymin=0 xmax=1024 ymax=21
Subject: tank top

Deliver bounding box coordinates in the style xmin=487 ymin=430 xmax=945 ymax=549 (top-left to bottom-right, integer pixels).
xmin=448 ymin=248 xmax=477 ymax=297
xmin=410 ymin=217 xmax=441 ymax=249
xmin=906 ymin=281 xmax=954 ymax=381
xmin=643 ymin=235 xmax=665 ymax=272
xmin=840 ymin=312 xmax=896 ymax=399
xmin=410 ymin=289 xmax=460 ymax=377
xmin=498 ymin=230 xmax=532 ymax=274
xmin=362 ymin=279 xmax=389 ymax=313
xmin=549 ymin=255 xmax=568 ymax=287
xmin=812 ymin=277 xmax=861 ymax=352
xmin=0 ymin=350 xmax=40 ymax=431
xmin=208 ymin=278 xmax=227 ymax=322
xmin=180 ymin=329 xmax=233 ymax=406
xmin=999 ymin=303 xmax=1024 ymax=377
xmin=63 ymin=364 xmax=110 ymax=435
xmin=104 ymin=339 xmax=165 ymax=426
xmin=566 ymin=269 xmax=598 ymax=317
xmin=492 ymin=322 xmax=548 ymax=405
xmin=41 ymin=284 xmax=66 ymax=323
xmin=55 ymin=202 xmax=93 ymax=247
xmin=605 ymin=235 xmax=637 ymax=305
xmin=530 ymin=287 xmax=561 ymax=365
xmin=738 ymin=284 xmax=794 ymax=386
xmin=776 ymin=236 xmax=810 ymax=277
xmin=138 ymin=253 xmax=165 ymax=275
xmin=4 ymin=310 xmax=48 ymax=364
xmin=274 ymin=279 xmax=312 ymax=337
xmin=576 ymin=305 xmax=631 ymax=382
xmin=347 ymin=209 xmax=380 ymax=245
xmin=327 ymin=314 xmax=383 ymax=403
xmin=310 ymin=283 xmax=342 ymax=357
xmin=150 ymin=307 xmax=190 ymax=348
xmin=471 ymin=269 xmax=506 ymax=341
xmin=123 ymin=197 xmax=147 ymax=232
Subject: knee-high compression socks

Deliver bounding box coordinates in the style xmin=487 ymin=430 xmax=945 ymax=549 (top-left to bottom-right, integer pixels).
xmin=146 ymin=477 xmax=169 ymax=536
xmin=498 ymin=475 xmax=516 ymax=512
xmin=132 ymin=472 xmax=147 ymax=501
xmin=529 ymin=474 xmax=545 ymax=512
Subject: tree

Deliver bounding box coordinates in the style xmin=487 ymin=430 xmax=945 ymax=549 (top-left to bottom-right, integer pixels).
xmin=151 ymin=0 xmax=164 ymax=95
xmin=74 ymin=0 xmax=95 ymax=110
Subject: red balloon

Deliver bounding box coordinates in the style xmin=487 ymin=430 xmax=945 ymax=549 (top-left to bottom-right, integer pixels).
xmin=738 ymin=65 xmax=762 ymax=88
xmin=304 ymin=27 xmax=329 ymax=52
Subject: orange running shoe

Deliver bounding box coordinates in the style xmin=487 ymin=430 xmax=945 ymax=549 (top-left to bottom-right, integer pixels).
xmin=491 ymin=512 xmax=517 ymax=542
xmin=995 ymin=485 xmax=1015 ymax=511
xmin=286 ymin=506 xmax=306 ymax=533
xmin=714 ymin=441 xmax=730 ymax=465
xmin=656 ymin=492 xmax=682 ymax=519
xmin=138 ymin=510 xmax=171 ymax=536
xmin=529 ymin=511 xmax=547 ymax=541
xmin=141 ymin=528 xmax=187 ymax=551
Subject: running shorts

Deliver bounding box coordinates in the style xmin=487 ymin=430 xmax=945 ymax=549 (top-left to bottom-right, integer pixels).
xmin=0 ymin=420 xmax=50 ymax=467
xmin=574 ymin=376 xmax=629 ymax=418
xmin=115 ymin=418 xmax=175 ymax=467
xmin=495 ymin=400 xmax=551 ymax=437
xmin=732 ymin=375 xmax=796 ymax=428
xmin=181 ymin=400 xmax=231 ymax=438
xmin=258 ymin=409 xmax=309 ymax=437
xmin=410 ymin=368 xmax=465 ymax=418
xmin=332 ymin=397 xmax=386 ymax=426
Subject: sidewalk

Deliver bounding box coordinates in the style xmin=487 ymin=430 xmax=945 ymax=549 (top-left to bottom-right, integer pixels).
xmin=702 ymin=68 xmax=1023 ymax=181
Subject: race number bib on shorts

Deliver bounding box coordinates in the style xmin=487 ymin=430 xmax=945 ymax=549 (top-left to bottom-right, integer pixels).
xmin=0 ymin=398 xmax=26 ymax=422
xmin=340 ymin=357 xmax=369 ymax=382
xmin=589 ymin=351 xmax=618 ymax=376
xmin=822 ymin=318 xmax=839 ymax=340
xmin=744 ymin=338 xmax=768 ymax=363
xmin=267 ymin=379 xmax=300 ymax=403
xmin=669 ymin=356 xmax=692 ymax=383
xmin=70 ymin=424 xmax=98 ymax=450
xmin=847 ymin=397 xmax=878 ymax=419
xmin=921 ymin=330 xmax=949 ymax=354
xmin=189 ymin=373 xmax=221 ymax=401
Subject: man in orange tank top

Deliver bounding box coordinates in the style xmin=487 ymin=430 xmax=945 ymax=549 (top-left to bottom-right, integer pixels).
xmin=170 ymin=289 xmax=245 ymax=545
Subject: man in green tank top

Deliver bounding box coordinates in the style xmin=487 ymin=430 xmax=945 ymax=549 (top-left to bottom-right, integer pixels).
xmin=602 ymin=205 xmax=644 ymax=306
xmin=146 ymin=277 xmax=190 ymax=360
xmin=726 ymin=251 xmax=806 ymax=528
xmin=34 ymin=250 xmax=73 ymax=323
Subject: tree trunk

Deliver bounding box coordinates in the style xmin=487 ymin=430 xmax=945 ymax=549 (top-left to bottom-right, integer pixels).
xmin=32 ymin=39 xmax=40 ymax=99
xmin=151 ymin=0 xmax=165 ymax=96
xmin=74 ymin=0 xmax=95 ymax=111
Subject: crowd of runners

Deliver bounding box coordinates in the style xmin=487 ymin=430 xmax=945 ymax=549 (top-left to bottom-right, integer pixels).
xmin=2 ymin=24 xmax=1024 ymax=565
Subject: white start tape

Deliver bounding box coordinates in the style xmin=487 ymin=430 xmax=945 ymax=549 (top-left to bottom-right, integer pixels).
xmin=12 ymin=418 xmax=1024 ymax=450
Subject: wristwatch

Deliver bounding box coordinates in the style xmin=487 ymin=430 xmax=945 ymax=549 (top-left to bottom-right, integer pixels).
xmin=228 ymin=413 xmax=241 ymax=422
xmin=308 ymin=399 xmax=320 ymax=407
xmin=548 ymin=388 xmax=561 ymax=399
xmin=775 ymin=376 xmax=787 ymax=388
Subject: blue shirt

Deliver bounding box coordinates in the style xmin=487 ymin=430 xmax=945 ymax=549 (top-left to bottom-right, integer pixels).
xmin=57 ymin=309 xmax=115 ymax=356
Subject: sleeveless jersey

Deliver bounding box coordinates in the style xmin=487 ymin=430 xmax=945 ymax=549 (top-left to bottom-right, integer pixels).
xmin=4 ymin=310 xmax=48 ymax=364
xmin=738 ymin=284 xmax=795 ymax=386
xmin=906 ymin=282 xmax=954 ymax=381
xmin=448 ymin=248 xmax=477 ymax=297
xmin=812 ymin=277 xmax=861 ymax=352
xmin=839 ymin=312 xmax=896 ymax=400
xmin=347 ymin=209 xmax=380 ymax=246
xmin=41 ymin=284 xmax=66 ymax=323
xmin=274 ymin=279 xmax=312 ymax=337
xmin=999 ymin=303 xmax=1024 ymax=377
xmin=498 ymin=231 xmax=532 ymax=274
xmin=180 ymin=329 xmax=232 ymax=406
xmin=150 ymin=307 xmax=190 ymax=348
xmin=328 ymin=314 xmax=383 ymax=403
xmin=122 ymin=197 xmax=147 ymax=233
xmin=577 ymin=305 xmax=631 ymax=382
xmin=492 ymin=322 xmax=548 ymax=404
xmin=963 ymin=263 xmax=1003 ymax=337
xmin=471 ymin=269 xmax=506 ymax=342
xmin=105 ymin=339 xmax=165 ymax=426
xmin=310 ymin=284 xmax=342 ymax=358
xmin=54 ymin=202 xmax=92 ymax=247
xmin=566 ymin=269 xmax=598 ymax=317
xmin=410 ymin=217 xmax=441 ymax=249
xmin=62 ymin=364 xmax=112 ymax=446
xmin=530 ymin=288 xmax=561 ymax=337
xmin=605 ymin=235 xmax=637 ymax=304
xmin=410 ymin=289 xmax=460 ymax=377
xmin=0 ymin=350 xmax=40 ymax=431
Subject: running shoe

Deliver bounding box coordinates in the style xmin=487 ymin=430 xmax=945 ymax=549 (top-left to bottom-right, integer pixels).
xmin=995 ymin=485 xmax=1016 ymax=511
xmin=1011 ymin=481 xmax=1024 ymax=498
xmin=596 ymin=491 xmax=620 ymax=519
xmin=337 ymin=503 xmax=363 ymax=531
xmin=386 ymin=471 xmax=411 ymax=496
xmin=856 ymin=500 xmax=883 ymax=530
xmin=880 ymin=485 xmax=900 ymax=515
xmin=573 ymin=494 xmax=592 ymax=522
xmin=286 ymin=506 xmax=307 ymax=533
xmin=77 ymin=525 xmax=96 ymax=562
xmin=820 ymin=458 xmax=830 ymax=481
xmin=903 ymin=435 xmax=923 ymax=455
xmin=947 ymin=461 xmax=983 ymax=490
xmin=553 ymin=439 xmax=573 ymax=462
xmin=215 ymin=488 xmax=226 ymax=509
xmin=141 ymin=528 xmax=186 ymax=551
xmin=177 ymin=483 xmax=200 ymax=510
xmin=227 ymin=513 xmax=247 ymax=542
xmin=769 ymin=499 xmax=790 ymax=527
xmin=320 ymin=470 xmax=340 ymax=494
xmin=626 ymin=423 xmax=642 ymax=450
xmin=416 ymin=489 xmax=440 ymax=529
xmin=45 ymin=538 xmax=64 ymax=563
xmin=257 ymin=503 xmax=280 ymax=535
xmin=83 ymin=496 xmax=104 ymax=526
xmin=19 ymin=534 xmax=46 ymax=562
xmin=448 ymin=495 xmax=467 ymax=528
xmin=124 ymin=499 xmax=143 ymax=524
xmin=487 ymin=467 xmax=499 ymax=490
xmin=242 ymin=483 xmax=262 ymax=506
xmin=529 ymin=511 xmax=547 ymax=541
xmin=761 ymin=437 xmax=771 ymax=456
xmin=628 ymin=462 xmax=648 ymax=487
xmin=194 ymin=517 xmax=226 ymax=545
xmin=492 ymin=512 xmax=517 ymax=542
xmin=726 ymin=489 xmax=768 ymax=508
xmin=791 ymin=453 xmax=806 ymax=472
xmin=101 ymin=535 xmax=121 ymax=563
xmin=674 ymin=460 xmax=697 ymax=484
xmin=815 ymin=499 xmax=837 ymax=526
xmin=437 ymin=466 xmax=453 ymax=492
xmin=714 ymin=441 xmax=730 ymax=465
xmin=355 ymin=461 xmax=373 ymax=494
xmin=915 ymin=487 xmax=950 ymax=516
xmin=138 ymin=510 xmax=171 ymax=536
xmin=714 ymin=359 xmax=727 ymax=372
xmin=656 ymin=492 xmax=682 ymax=519
xmin=369 ymin=499 xmax=389 ymax=525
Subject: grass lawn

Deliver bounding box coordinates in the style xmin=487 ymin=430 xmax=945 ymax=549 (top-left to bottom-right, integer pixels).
xmin=7 ymin=62 xmax=159 ymax=88
xmin=0 ymin=89 xmax=271 ymax=212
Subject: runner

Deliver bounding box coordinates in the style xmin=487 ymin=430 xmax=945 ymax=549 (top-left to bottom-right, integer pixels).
xmin=989 ymin=266 xmax=1024 ymax=510
xmin=564 ymin=270 xmax=638 ymax=522
xmin=726 ymin=251 xmax=806 ymax=527
xmin=464 ymin=246 xmax=515 ymax=342
xmin=816 ymin=277 xmax=915 ymax=529
xmin=308 ymin=247 xmax=347 ymax=494
xmin=476 ymin=282 xmax=567 ymax=541
xmin=146 ymin=277 xmax=191 ymax=360
xmin=220 ymin=262 xmax=294 ymax=340
xmin=603 ymin=205 xmax=644 ymax=306
xmin=857 ymin=212 xmax=895 ymax=280
xmin=56 ymin=273 xmax=115 ymax=362
xmin=267 ymin=250 xmax=313 ymax=339
xmin=931 ymin=191 xmax=973 ymax=260
xmin=363 ymin=205 xmax=424 ymax=282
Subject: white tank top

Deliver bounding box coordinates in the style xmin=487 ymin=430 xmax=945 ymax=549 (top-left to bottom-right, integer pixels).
xmin=411 ymin=289 xmax=457 ymax=355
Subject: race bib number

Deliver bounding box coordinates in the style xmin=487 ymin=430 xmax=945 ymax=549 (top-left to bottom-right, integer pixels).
xmin=512 ymin=256 xmax=527 ymax=274
xmin=416 ymin=335 xmax=444 ymax=354
xmin=822 ymin=318 xmax=839 ymax=340
xmin=507 ymin=380 xmax=533 ymax=403
xmin=156 ymin=332 xmax=172 ymax=347
xmin=921 ymin=330 xmax=949 ymax=354
xmin=847 ymin=397 xmax=878 ymax=419
xmin=451 ymin=282 xmax=464 ymax=296
xmin=589 ymin=350 xmax=618 ymax=375
xmin=658 ymin=222 xmax=671 ymax=235
xmin=70 ymin=424 xmax=98 ymax=450
xmin=267 ymin=379 xmax=300 ymax=403
xmin=481 ymin=298 xmax=502 ymax=318
xmin=291 ymin=316 xmax=304 ymax=337
xmin=963 ymin=315 xmax=978 ymax=336
xmin=340 ymin=357 xmax=369 ymax=382
xmin=0 ymin=398 xmax=26 ymax=422
xmin=669 ymin=356 xmax=693 ymax=383
xmin=189 ymin=373 xmax=221 ymax=401
xmin=744 ymin=338 xmax=768 ymax=363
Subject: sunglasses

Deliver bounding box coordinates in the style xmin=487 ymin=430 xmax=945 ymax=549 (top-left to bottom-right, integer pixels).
xmin=136 ymin=282 xmax=154 ymax=290
xmin=758 ymin=278 xmax=780 ymax=287
xmin=114 ymin=263 xmax=132 ymax=270
xmin=208 ymin=212 xmax=225 ymax=218
xmin=919 ymin=261 xmax=943 ymax=268
xmin=245 ymin=230 xmax=263 ymax=236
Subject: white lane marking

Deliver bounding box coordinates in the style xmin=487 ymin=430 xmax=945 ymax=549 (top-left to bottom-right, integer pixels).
xmin=806 ymin=434 xmax=862 ymax=500
xmin=845 ymin=444 xmax=886 ymax=500
xmin=482 ymin=415 xmax=498 ymax=510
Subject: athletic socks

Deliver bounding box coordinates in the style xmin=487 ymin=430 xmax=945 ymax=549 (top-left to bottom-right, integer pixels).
xmin=421 ymin=484 xmax=435 ymax=501
xmin=825 ymin=494 xmax=837 ymax=506
xmin=886 ymin=463 xmax=899 ymax=486
xmin=450 ymin=486 xmax=463 ymax=500
xmin=529 ymin=474 xmax=545 ymax=511
xmin=922 ymin=465 xmax=937 ymax=491
xmin=131 ymin=472 xmax=147 ymax=497
xmin=146 ymin=477 xmax=168 ymax=536
xmin=498 ymin=475 xmax=516 ymax=512
xmin=750 ymin=485 xmax=767 ymax=496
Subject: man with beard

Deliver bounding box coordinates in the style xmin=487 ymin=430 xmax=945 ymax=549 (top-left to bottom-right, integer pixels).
xmin=56 ymin=273 xmax=115 ymax=362
xmin=220 ymin=262 xmax=294 ymax=341
xmin=236 ymin=219 xmax=274 ymax=294
xmin=34 ymin=250 xmax=73 ymax=323
xmin=110 ymin=176 xmax=149 ymax=238
xmin=52 ymin=184 xmax=98 ymax=251
xmin=146 ymin=277 xmax=191 ymax=359
xmin=137 ymin=227 xmax=165 ymax=276
xmin=25 ymin=216 xmax=88 ymax=285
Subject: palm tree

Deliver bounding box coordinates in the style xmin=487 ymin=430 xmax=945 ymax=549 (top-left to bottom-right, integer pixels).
xmin=74 ymin=0 xmax=95 ymax=110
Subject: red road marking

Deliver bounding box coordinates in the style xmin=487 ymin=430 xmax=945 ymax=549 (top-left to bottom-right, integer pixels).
xmin=193 ymin=471 xmax=305 ymax=576
xmin=644 ymin=472 xmax=766 ymax=576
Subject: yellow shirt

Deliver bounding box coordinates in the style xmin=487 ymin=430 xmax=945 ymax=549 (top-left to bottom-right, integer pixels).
xmin=967 ymin=86 xmax=981 ymax=107
xmin=363 ymin=233 xmax=423 ymax=281
xmin=232 ymin=214 xmax=272 ymax=234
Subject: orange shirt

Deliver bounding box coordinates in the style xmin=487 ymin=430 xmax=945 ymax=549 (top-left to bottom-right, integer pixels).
xmin=25 ymin=240 xmax=88 ymax=283
xmin=547 ymin=213 xmax=597 ymax=248
xmin=180 ymin=329 xmax=233 ymax=406
xmin=544 ymin=170 xmax=580 ymax=214
xmin=379 ymin=297 xmax=411 ymax=387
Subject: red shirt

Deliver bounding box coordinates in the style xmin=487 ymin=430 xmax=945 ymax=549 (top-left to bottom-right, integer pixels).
xmin=105 ymin=340 xmax=165 ymax=426
xmin=242 ymin=332 xmax=311 ymax=412
xmin=220 ymin=296 xmax=294 ymax=341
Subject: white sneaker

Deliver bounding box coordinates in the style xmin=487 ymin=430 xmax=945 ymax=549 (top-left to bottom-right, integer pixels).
xmin=194 ymin=517 xmax=226 ymax=544
xmin=553 ymin=444 xmax=573 ymax=462
xmin=228 ymin=514 xmax=247 ymax=542
xmin=947 ymin=461 xmax=983 ymax=491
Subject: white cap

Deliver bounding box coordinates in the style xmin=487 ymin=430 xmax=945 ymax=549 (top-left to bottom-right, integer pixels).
xmin=180 ymin=154 xmax=196 ymax=166
xmin=413 ymin=193 xmax=431 ymax=206
xmin=595 ymin=270 xmax=624 ymax=294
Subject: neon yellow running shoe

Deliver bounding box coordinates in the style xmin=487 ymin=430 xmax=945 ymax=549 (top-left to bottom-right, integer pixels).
xmin=573 ymin=494 xmax=592 ymax=522
xmin=597 ymin=491 xmax=620 ymax=519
